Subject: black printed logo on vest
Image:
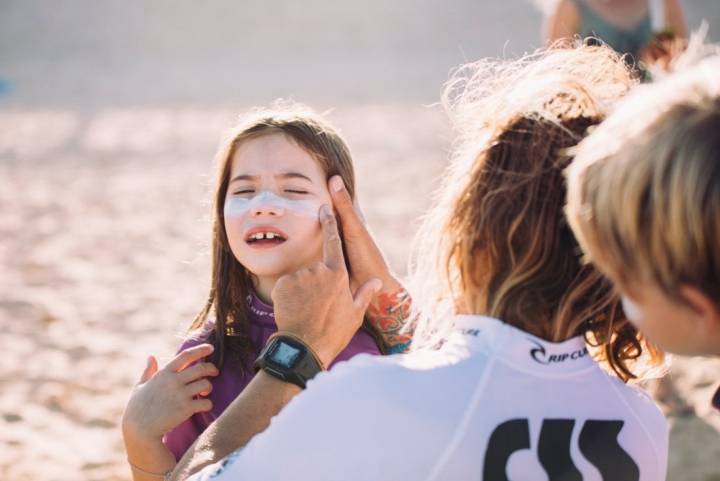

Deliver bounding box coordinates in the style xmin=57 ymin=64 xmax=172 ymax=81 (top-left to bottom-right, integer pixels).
xmin=528 ymin=339 xmax=588 ymax=365
xmin=484 ymin=418 xmax=640 ymax=481
xmin=460 ymin=328 xmax=481 ymax=337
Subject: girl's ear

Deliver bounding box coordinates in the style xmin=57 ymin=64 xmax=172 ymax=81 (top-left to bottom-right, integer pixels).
xmin=680 ymin=285 xmax=720 ymax=338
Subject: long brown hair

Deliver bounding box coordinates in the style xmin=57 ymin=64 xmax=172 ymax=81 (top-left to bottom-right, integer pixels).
xmin=192 ymin=101 xmax=384 ymax=370
xmin=409 ymin=42 xmax=662 ymax=381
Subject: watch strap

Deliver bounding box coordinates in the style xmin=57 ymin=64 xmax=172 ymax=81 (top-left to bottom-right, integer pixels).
xmin=254 ymin=333 xmax=325 ymax=389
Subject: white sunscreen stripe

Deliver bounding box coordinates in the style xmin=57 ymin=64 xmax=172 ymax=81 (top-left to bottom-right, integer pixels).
xmin=620 ymin=296 xmax=644 ymax=324
xmin=223 ymin=190 xmax=321 ymax=219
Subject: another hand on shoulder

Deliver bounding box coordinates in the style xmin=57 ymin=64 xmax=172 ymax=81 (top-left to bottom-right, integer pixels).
xmin=327 ymin=175 xmax=414 ymax=352
xmin=122 ymin=344 xmax=219 ymax=444
xmin=272 ymin=204 xmax=382 ymax=367
xmin=327 ymin=175 xmax=404 ymax=297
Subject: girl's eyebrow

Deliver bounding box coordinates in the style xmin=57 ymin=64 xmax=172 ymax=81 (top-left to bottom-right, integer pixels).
xmin=229 ymin=172 xmax=314 ymax=183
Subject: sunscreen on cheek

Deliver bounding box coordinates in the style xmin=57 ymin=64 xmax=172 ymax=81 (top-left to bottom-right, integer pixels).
xmin=224 ymin=191 xmax=321 ymax=220
xmin=621 ymin=295 xmax=644 ymax=326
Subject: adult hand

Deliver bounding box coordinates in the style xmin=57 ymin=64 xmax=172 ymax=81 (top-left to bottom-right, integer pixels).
xmin=122 ymin=344 xmax=219 ymax=444
xmin=327 ymin=176 xmax=414 ymax=352
xmin=271 ymin=204 xmax=382 ymax=367
xmin=327 ymin=175 xmax=405 ymax=296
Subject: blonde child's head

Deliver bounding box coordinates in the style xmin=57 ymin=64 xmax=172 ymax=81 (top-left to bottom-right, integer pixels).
xmin=566 ymin=54 xmax=720 ymax=356
xmin=410 ymin=40 xmax=661 ymax=380
xmin=192 ymin=101 xmax=379 ymax=367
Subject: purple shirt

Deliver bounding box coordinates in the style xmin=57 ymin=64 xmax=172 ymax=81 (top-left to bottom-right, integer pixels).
xmin=163 ymin=291 xmax=381 ymax=461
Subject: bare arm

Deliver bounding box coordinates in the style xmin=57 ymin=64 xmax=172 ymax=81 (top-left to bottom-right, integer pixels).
xmin=366 ymin=288 xmax=415 ymax=353
xmin=169 ymin=372 xmax=300 ymax=480
xmin=327 ymin=175 xmax=414 ymax=353
xmin=664 ymin=0 xmax=687 ymax=37
xmin=545 ymin=0 xmax=581 ymax=43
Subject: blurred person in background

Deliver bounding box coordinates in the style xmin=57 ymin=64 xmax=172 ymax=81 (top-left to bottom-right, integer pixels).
xmin=545 ymin=0 xmax=687 ymax=68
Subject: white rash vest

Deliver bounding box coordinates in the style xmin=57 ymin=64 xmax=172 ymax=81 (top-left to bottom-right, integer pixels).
xmin=190 ymin=315 xmax=668 ymax=481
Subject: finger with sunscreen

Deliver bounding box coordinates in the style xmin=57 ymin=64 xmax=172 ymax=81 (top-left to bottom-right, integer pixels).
xmin=320 ymin=204 xmax=345 ymax=272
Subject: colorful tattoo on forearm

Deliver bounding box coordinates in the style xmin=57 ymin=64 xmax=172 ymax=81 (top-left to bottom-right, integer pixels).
xmin=367 ymin=288 xmax=416 ymax=354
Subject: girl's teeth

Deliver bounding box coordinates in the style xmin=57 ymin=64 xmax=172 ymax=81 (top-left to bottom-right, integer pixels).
xmin=249 ymin=232 xmax=283 ymax=241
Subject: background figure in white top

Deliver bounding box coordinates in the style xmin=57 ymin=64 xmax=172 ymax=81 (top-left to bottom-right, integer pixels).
xmin=180 ymin=42 xmax=668 ymax=481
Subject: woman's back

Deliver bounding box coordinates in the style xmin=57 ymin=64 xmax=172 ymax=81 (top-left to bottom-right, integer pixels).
xmin=206 ymin=314 xmax=667 ymax=480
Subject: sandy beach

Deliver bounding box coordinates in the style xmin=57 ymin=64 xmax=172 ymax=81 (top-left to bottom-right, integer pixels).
xmin=2 ymin=1 xmax=719 ymax=480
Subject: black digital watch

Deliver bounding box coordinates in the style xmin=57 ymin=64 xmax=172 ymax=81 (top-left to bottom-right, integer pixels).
xmin=254 ymin=334 xmax=325 ymax=389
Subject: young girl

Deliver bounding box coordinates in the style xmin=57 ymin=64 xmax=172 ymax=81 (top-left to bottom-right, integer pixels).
xmin=121 ymin=102 xmax=412 ymax=480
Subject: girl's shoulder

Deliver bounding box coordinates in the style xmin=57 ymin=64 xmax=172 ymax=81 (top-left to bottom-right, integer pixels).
xmin=175 ymin=318 xmax=217 ymax=354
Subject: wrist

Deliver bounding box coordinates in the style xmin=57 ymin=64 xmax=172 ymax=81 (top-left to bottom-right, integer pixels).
xmin=255 ymin=333 xmax=328 ymax=389
xmin=269 ymin=332 xmax=328 ymax=370
xmin=122 ymin=418 xmax=162 ymax=448
xmin=124 ymin=436 xmax=176 ymax=479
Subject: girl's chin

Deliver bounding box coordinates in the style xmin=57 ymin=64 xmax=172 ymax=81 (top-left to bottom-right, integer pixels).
xmin=245 ymin=263 xmax=305 ymax=279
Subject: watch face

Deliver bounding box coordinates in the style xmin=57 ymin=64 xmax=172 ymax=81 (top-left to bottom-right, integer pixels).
xmin=269 ymin=340 xmax=302 ymax=368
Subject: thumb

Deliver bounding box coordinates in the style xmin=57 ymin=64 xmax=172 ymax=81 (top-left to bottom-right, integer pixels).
xmin=139 ymin=355 xmax=158 ymax=384
xmin=353 ymin=278 xmax=383 ymax=313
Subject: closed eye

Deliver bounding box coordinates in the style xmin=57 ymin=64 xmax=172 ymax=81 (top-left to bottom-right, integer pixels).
xmin=285 ymin=189 xmax=309 ymax=194
xmin=232 ymin=189 xmax=255 ymax=195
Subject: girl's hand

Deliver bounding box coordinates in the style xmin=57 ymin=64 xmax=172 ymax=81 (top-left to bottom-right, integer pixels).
xmin=122 ymin=344 xmax=219 ymax=444
xmin=328 ymin=176 xmax=414 ymax=353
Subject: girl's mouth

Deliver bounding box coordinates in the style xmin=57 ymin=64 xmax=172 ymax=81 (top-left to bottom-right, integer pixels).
xmin=244 ymin=227 xmax=288 ymax=248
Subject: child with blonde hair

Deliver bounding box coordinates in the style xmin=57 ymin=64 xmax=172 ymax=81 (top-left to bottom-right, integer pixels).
xmin=566 ymin=53 xmax=720 ymax=408
xmin=121 ymin=102 xmax=412 ymax=480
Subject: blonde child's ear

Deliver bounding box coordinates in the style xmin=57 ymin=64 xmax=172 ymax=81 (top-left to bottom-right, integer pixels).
xmin=680 ymin=285 xmax=720 ymax=353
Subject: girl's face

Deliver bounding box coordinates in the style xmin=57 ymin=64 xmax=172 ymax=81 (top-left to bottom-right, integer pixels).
xmin=224 ymin=133 xmax=332 ymax=281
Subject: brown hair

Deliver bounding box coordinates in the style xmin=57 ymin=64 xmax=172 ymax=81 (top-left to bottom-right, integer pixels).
xmin=567 ymin=53 xmax=720 ymax=308
xmin=410 ymin=41 xmax=661 ymax=381
xmin=192 ymin=101 xmax=384 ymax=370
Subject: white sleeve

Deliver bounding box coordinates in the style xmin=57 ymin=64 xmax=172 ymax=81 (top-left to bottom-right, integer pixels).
xmin=614 ymin=382 xmax=669 ymax=480
xmin=187 ymin=355 xmax=410 ymax=481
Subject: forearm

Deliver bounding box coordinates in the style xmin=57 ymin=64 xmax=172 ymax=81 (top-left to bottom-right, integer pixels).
xmin=544 ymin=0 xmax=579 ymax=43
xmin=169 ymin=371 xmax=301 ymax=481
xmin=123 ymin=431 xmax=176 ymax=481
xmin=664 ymin=0 xmax=687 ymax=37
xmin=367 ymin=283 xmax=415 ymax=354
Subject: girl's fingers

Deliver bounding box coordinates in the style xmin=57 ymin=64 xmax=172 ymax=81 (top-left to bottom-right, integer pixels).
xmin=166 ymin=344 xmax=214 ymax=372
xmin=190 ymin=398 xmax=213 ymax=414
xmin=185 ymin=378 xmax=213 ymax=397
xmin=138 ymin=355 xmax=158 ymax=384
xmin=177 ymin=362 xmax=219 ymax=384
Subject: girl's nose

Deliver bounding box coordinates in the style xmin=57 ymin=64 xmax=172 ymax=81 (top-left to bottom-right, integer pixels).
xmin=251 ymin=201 xmax=285 ymax=217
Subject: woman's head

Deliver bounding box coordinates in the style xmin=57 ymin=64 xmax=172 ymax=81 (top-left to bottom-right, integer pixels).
xmin=194 ymin=101 xmax=357 ymax=365
xmin=410 ymin=41 xmax=660 ymax=380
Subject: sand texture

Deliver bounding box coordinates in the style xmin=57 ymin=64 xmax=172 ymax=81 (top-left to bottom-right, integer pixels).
xmin=2 ymin=1 xmax=720 ymax=479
